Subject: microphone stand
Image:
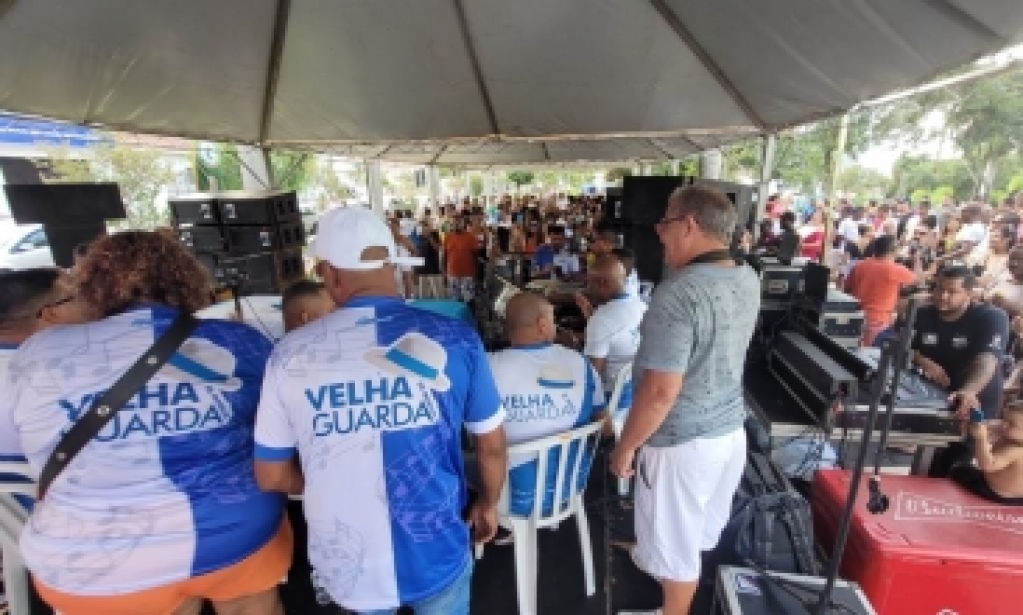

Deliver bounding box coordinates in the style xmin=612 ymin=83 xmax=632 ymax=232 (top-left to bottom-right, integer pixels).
xmin=813 ymin=337 xmax=895 ymax=615
xmin=873 ymin=298 xmax=919 ymax=477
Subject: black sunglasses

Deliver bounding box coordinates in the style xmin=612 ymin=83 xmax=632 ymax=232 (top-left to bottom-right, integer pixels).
xmin=37 ymin=295 xmax=75 ymax=318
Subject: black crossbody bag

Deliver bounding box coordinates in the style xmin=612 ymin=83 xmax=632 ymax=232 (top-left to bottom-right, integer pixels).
xmin=37 ymin=313 xmax=199 ymax=498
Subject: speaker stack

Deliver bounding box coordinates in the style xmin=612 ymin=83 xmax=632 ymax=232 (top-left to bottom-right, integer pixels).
xmin=606 ymin=177 xmax=758 ymax=286
xmin=170 ymin=191 xmax=307 ymax=294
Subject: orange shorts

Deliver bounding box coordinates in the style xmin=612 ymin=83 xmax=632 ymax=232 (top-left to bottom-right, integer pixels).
xmin=35 ymin=517 xmax=293 ymax=615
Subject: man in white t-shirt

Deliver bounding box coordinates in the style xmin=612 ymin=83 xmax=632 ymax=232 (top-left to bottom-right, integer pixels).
xmin=583 ymin=256 xmax=646 ymax=417
xmin=488 ymin=293 xmax=605 ymax=516
xmin=955 ymin=206 xmax=987 ymax=256
xmin=254 ymin=208 xmax=507 ymax=614
xmin=837 ymin=207 xmax=864 ymax=243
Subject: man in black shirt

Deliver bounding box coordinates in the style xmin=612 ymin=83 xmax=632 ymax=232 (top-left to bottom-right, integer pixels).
xmin=912 ymin=266 xmax=1010 ymax=420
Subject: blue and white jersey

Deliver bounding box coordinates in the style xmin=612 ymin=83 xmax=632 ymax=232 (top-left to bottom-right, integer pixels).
xmin=0 ymin=306 xmax=283 ymax=595
xmin=0 ymin=343 xmax=33 ymax=510
xmin=487 ymin=344 xmax=605 ymax=516
xmin=254 ymin=296 xmax=503 ymax=612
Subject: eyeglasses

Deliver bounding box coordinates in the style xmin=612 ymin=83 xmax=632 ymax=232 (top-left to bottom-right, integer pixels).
xmin=37 ymin=295 xmax=75 ymax=318
xmin=655 ymin=214 xmax=689 ymax=231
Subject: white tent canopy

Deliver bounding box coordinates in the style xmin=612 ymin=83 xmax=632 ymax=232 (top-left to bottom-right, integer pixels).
xmin=1 ymin=0 xmax=1022 ymax=164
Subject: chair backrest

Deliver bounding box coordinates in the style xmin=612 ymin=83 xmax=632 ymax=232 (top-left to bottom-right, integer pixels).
xmin=0 ymin=461 xmax=33 ymax=553
xmin=503 ymin=421 xmax=603 ymax=526
xmin=638 ymin=281 xmax=654 ymax=302
xmin=0 ymin=460 xmax=36 ymax=499
xmin=605 ymin=361 xmax=634 ymax=418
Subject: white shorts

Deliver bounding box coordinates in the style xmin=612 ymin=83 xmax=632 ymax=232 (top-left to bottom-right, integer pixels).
xmin=632 ymin=428 xmax=746 ymax=583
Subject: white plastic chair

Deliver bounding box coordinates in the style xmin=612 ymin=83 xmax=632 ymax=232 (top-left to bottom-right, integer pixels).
xmin=638 ymin=281 xmax=654 ymax=303
xmin=0 ymin=460 xmax=36 ymax=615
xmin=474 ymin=421 xmax=603 ymax=615
xmin=605 ymin=363 xmax=634 ymax=497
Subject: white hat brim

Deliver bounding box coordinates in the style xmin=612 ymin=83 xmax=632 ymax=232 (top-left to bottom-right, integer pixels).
xmin=364 ymin=348 xmax=451 ymax=392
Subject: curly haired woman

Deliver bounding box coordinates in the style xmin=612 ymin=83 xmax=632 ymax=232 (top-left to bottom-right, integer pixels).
xmin=0 ymin=231 xmax=291 ymax=615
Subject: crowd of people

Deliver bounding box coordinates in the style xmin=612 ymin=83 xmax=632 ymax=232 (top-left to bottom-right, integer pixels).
xmin=0 ymin=185 xmax=754 ymax=615
xmin=2 ymin=183 xmax=1022 ymax=615
xmin=757 ymin=193 xmax=1023 ymax=502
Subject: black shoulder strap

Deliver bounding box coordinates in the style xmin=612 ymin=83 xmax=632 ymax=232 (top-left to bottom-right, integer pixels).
xmin=689 ymin=249 xmax=735 ymax=266
xmin=38 ymin=312 xmax=200 ymax=498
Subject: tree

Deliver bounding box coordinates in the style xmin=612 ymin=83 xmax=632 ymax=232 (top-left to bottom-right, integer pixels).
xmin=835 ymin=164 xmax=889 ymax=199
xmin=269 ymin=149 xmax=312 ymax=192
xmin=195 ymin=144 xmax=243 ymax=191
xmin=48 ymin=144 xmax=175 ymax=229
xmin=469 ymin=173 xmax=484 ymax=197
xmin=305 ymin=160 xmax=353 ymax=210
xmin=772 ymin=113 xmax=874 ymax=194
xmin=869 ymin=68 xmax=1023 ymax=197
xmin=605 ymin=167 xmax=632 ymax=183
xmin=506 ymin=170 xmax=535 ymax=191
xmin=888 ymin=155 xmax=974 ymax=200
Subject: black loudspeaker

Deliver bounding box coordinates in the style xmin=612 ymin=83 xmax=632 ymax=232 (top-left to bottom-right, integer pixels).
xmin=171 ymin=190 xmax=307 ymax=296
xmin=603 ymin=187 xmax=625 ymax=222
xmin=621 ymin=176 xmax=694 ymax=225
xmin=622 ymin=224 xmax=665 ymax=285
xmin=209 ymin=250 xmax=305 ymax=294
xmin=217 ymin=191 xmax=300 ymax=225
xmin=4 ymin=182 xmax=126 ymax=267
xmin=169 ymin=194 xmax=220 ymax=226
xmin=222 ymin=222 xmax=305 ymax=254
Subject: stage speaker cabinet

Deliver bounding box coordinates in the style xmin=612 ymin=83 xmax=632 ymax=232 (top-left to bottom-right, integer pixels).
xmin=169 ymin=193 xmax=220 ymax=226
xmin=213 ymin=249 xmax=305 ymax=294
xmin=217 ymin=190 xmax=300 ymax=226
xmin=621 ymin=176 xmax=694 ymax=225
xmin=179 ymin=226 xmax=228 ymax=254
xmin=603 ymin=187 xmax=624 ymax=222
xmin=223 ymin=222 xmax=306 ymax=255
xmin=622 ymin=223 xmax=665 ymax=285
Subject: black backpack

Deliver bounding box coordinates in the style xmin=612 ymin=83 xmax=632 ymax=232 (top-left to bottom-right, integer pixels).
xmin=717 ymin=451 xmax=818 ymax=575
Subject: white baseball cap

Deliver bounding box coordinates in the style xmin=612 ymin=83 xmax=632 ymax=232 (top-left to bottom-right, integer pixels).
xmin=312 ymin=207 xmax=422 ymax=270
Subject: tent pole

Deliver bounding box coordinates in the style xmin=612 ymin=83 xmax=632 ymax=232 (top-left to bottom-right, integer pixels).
xmin=366 ymin=159 xmax=385 ymax=217
xmin=756 ymin=134 xmax=777 ymax=238
xmin=699 ymin=149 xmax=722 ymax=180
xmin=237 ymin=145 xmax=274 ymax=191
xmin=428 ymin=165 xmax=441 ymax=211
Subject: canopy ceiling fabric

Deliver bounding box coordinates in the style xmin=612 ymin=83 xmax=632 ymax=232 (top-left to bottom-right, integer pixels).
xmin=0 ymin=0 xmax=1021 ymax=164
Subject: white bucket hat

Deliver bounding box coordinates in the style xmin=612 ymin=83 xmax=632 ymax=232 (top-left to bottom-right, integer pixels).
xmin=365 ymin=332 xmax=451 ymax=391
xmin=537 ymin=364 xmax=575 ymax=389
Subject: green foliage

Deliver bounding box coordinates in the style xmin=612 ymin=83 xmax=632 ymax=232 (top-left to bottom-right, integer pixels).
xmin=910 ymin=188 xmax=931 ymax=204
xmin=269 ymin=149 xmax=312 ymax=192
xmin=835 ymin=164 xmax=889 ymax=198
xmin=930 ymin=185 xmax=954 ymax=204
xmin=469 ymin=173 xmax=484 ymax=197
xmin=869 ymin=68 xmax=1023 ymax=196
xmin=506 ymin=170 xmax=535 ymax=188
xmin=888 ymin=155 xmax=974 ymax=200
xmin=605 ymin=167 xmax=632 ymax=183
xmin=195 ymin=144 xmax=243 ymax=191
xmin=305 ymin=160 xmax=353 ymax=209
xmin=48 ymin=144 xmax=175 ymax=229
xmin=722 ymin=141 xmax=762 ymax=180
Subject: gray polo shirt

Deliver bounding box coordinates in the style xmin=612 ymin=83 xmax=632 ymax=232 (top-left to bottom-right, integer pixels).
xmin=634 ymin=262 xmax=760 ymax=446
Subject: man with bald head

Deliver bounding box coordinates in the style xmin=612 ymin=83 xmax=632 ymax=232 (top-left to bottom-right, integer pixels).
xmin=488 ymin=292 xmax=606 ymax=517
xmin=583 ymin=255 xmax=647 ymax=412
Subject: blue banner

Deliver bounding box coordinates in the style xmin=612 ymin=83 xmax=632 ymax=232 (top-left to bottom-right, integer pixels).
xmin=0 ymin=113 xmax=108 ymax=148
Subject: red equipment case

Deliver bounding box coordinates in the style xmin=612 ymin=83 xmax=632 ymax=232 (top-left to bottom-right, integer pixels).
xmin=812 ymin=469 xmax=1023 ymax=615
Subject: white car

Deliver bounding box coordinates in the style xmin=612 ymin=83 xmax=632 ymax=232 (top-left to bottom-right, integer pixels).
xmin=0 ymin=223 xmax=56 ymax=271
